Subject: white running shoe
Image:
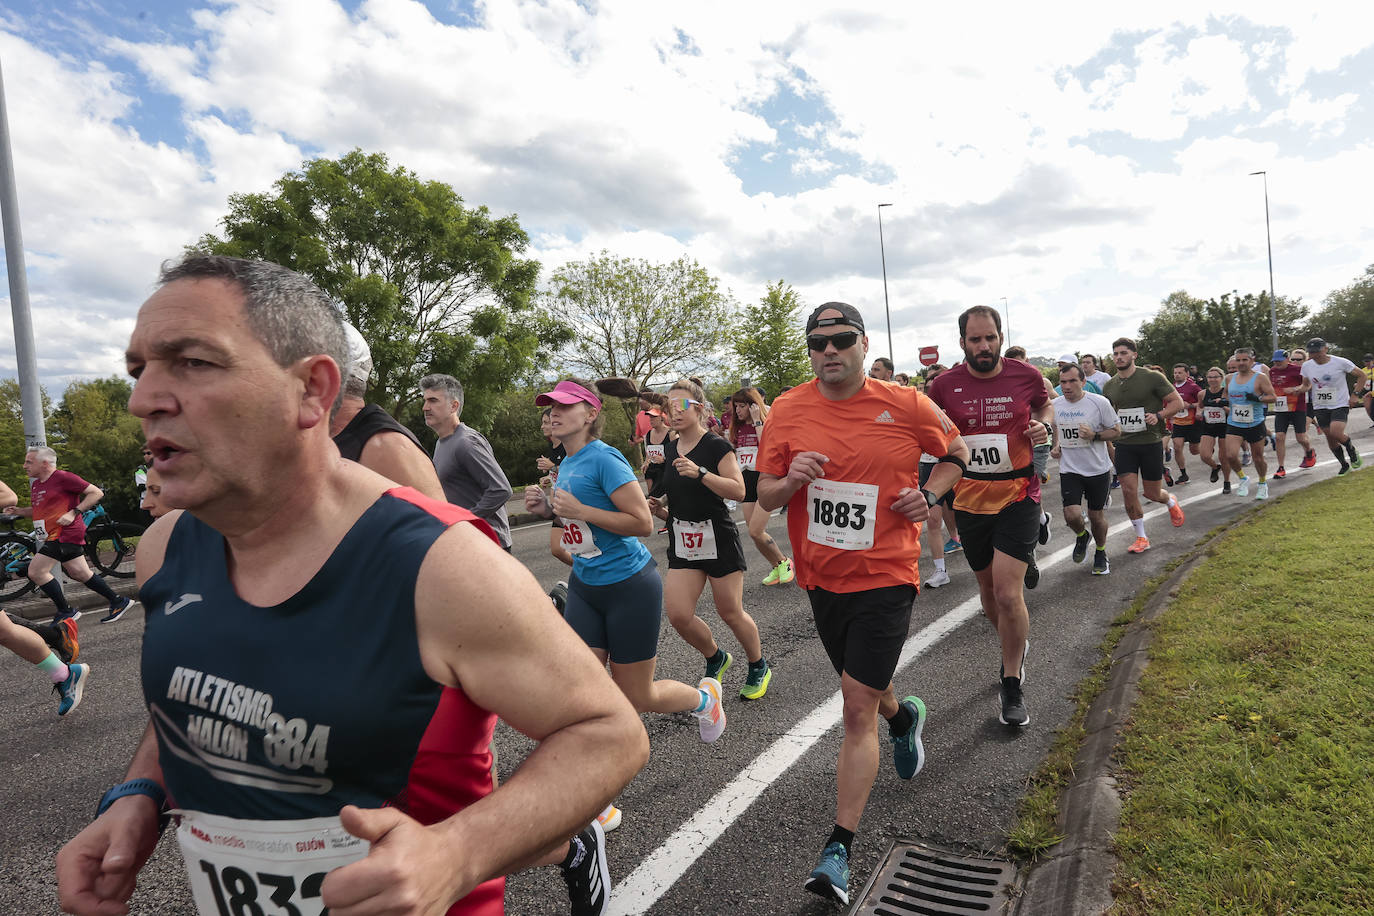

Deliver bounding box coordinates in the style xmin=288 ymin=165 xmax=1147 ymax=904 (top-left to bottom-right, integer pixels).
xmin=695 ymin=678 xmax=726 ymax=743
xmin=924 ymin=569 xmax=951 ymax=588
xmin=596 ymin=803 xmax=622 ymax=832
xmin=1256 ymin=482 xmax=1268 ymax=500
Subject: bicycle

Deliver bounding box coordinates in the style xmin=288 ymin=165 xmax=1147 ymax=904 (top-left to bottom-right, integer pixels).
xmin=82 ymin=504 xmax=145 ymax=579
xmin=0 ymin=521 xmax=37 ymax=602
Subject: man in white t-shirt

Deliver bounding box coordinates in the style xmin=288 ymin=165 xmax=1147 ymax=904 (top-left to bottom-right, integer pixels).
xmin=1299 ymin=337 xmax=1365 ymax=475
xmin=1050 ymin=364 xmax=1120 ymax=575
xmin=1080 ymin=353 xmax=1113 ymax=391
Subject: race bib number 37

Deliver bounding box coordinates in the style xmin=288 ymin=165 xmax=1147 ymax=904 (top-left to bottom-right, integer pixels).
xmin=175 ymin=811 xmax=368 ymax=916
xmin=807 ymin=480 xmax=878 ymax=551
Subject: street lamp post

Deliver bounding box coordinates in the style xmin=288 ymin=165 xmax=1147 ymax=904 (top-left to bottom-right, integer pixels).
xmin=1249 ymin=170 xmax=1279 ymax=354
xmin=1000 ymin=296 xmax=1010 ymax=347
xmin=878 ymin=203 xmax=894 ymax=362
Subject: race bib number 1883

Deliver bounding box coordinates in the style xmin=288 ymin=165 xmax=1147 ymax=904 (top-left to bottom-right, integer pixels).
xmin=806 ymin=480 xmax=878 ymax=551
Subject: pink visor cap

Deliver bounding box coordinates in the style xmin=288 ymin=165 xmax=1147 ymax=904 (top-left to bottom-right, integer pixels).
xmin=536 ymin=380 xmax=602 ymax=409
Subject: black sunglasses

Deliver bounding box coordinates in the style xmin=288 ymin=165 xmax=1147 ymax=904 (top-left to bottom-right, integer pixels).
xmin=807 ymin=332 xmax=860 ymax=352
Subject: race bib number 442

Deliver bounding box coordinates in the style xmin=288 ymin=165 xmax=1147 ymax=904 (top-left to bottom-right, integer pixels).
xmin=806 ymin=480 xmax=878 ymax=551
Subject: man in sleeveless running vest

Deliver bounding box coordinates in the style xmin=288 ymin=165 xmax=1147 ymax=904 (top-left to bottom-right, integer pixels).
xmin=56 ymin=255 xmax=648 ymax=916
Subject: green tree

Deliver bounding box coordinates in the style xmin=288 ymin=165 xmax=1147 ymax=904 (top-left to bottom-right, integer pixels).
xmin=731 ymin=280 xmax=811 ymax=398
xmin=1306 ymin=264 xmax=1374 ymax=358
xmin=196 ymin=149 xmax=570 ymax=434
xmin=0 ymin=380 xmax=51 ymax=511
xmin=47 ymin=378 xmax=145 ymax=519
xmin=1137 ymin=289 xmax=1307 ymax=369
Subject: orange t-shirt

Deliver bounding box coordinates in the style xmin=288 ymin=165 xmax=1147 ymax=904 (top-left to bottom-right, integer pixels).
xmin=757 ymin=378 xmax=961 ymax=593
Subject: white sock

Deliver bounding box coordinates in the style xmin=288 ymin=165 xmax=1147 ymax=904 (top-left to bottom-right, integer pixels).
xmin=1132 ymin=518 xmax=1146 ymax=538
xmin=934 ymin=558 xmax=946 ymax=573
xmin=1167 ymin=495 xmax=1178 ymax=508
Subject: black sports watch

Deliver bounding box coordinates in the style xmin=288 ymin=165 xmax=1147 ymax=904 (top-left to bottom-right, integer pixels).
xmin=921 ymin=488 xmax=940 ymax=508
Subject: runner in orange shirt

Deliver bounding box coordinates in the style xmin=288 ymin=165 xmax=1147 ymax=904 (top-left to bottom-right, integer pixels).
xmin=757 ymin=302 xmax=968 ymax=905
xmin=926 ymin=305 xmax=1053 ymax=728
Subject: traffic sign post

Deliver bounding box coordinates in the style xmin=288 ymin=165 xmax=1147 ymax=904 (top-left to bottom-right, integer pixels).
xmin=919 ymin=346 xmax=939 ymax=367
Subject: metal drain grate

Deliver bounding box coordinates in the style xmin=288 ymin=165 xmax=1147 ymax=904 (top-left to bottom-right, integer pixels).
xmin=849 ymin=840 xmax=1021 ymax=915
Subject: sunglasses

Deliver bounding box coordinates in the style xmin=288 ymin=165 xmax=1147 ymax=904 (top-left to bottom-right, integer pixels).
xmin=668 ymin=397 xmax=702 ymax=411
xmin=807 ymin=332 xmax=860 ymax=352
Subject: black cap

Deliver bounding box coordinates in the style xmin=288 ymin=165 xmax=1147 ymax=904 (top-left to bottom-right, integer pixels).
xmin=1306 ymin=337 xmax=1327 ymax=351
xmin=806 ymin=302 xmax=865 ymax=335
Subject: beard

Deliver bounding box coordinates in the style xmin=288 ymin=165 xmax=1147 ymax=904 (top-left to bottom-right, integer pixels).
xmin=963 ymin=347 xmax=1000 ymax=373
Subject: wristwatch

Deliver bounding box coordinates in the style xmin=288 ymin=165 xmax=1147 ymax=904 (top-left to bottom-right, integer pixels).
xmin=96 ymin=778 xmax=171 ymax=832
xmin=921 ymin=488 xmax=940 ymax=508
xmin=697 ymin=465 xmax=710 ymax=479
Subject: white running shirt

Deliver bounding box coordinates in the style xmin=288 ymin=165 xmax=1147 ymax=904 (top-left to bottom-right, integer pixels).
xmin=1301 ymin=356 xmax=1356 ymax=409
xmin=1052 ymin=392 xmax=1118 ymax=477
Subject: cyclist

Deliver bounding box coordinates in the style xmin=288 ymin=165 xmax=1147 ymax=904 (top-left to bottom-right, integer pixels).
xmin=3 ymin=447 xmax=136 ymax=625
xmin=1197 ymin=367 xmax=1232 ymax=492
xmin=651 ymin=379 xmax=773 ymax=701
xmin=759 ymin=301 xmax=966 ymax=905
xmin=1299 ymin=337 xmax=1365 ymax=475
xmin=727 ymin=387 xmax=793 ymax=586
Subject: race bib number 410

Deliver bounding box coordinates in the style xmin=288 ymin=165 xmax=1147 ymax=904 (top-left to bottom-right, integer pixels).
xmin=807 ymin=480 xmax=878 ymax=551
xmin=174 ymin=811 xmax=368 ymax=916
xmin=963 ymin=433 xmax=1013 ymax=473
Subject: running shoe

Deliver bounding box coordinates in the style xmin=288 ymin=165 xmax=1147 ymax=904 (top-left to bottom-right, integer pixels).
xmin=805 ymin=842 xmax=850 ymax=905
xmin=890 ymin=696 xmax=927 ymax=780
xmin=999 ymin=639 xmax=1029 ymax=685
xmin=1222 ymin=481 xmax=1232 ymax=494
xmin=1162 ymin=467 xmax=1174 ymax=487
xmin=100 ymin=596 xmax=135 ymax=624
xmin=560 ymin=822 xmax=610 ymax=916
xmin=1272 ymin=466 xmax=1286 ymax=479
xmin=1236 ymin=477 xmax=1249 ymax=497
xmin=1072 ymin=530 xmax=1090 ymax=564
xmin=1299 ymin=449 xmax=1317 ymax=469
xmin=1210 ymin=466 xmax=1221 ymax=483
xmin=1266 ymin=434 xmax=1276 ymax=451
xmin=1091 ymin=551 xmax=1110 ymax=576
xmin=695 ymin=678 xmax=726 ymax=743
xmin=596 ymin=804 xmax=621 ymax=833
xmin=1353 ymin=453 xmax=1365 ymax=470
xmin=762 ymin=558 xmax=793 ymax=586
xmin=1256 ymin=482 xmax=1269 ymax=500
xmin=740 ymin=662 xmax=772 ymax=701
xmin=999 ymin=676 xmax=1030 ymax=727
xmin=1110 ymin=475 xmax=1121 ymax=489
xmin=923 ymin=568 xmax=951 ymax=589
xmin=1038 ymin=512 xmax=1051 ymax=546
xmin=1163 ymin=446 xmax=1173 ymax=463
xmin=53 ymin=609 xmax=81 ymax=625
xmin=705 ymin=650 xmax=732 ymax=683
xmin=657 ymin=525 xmax=668 ymax=534
xmin=1127 ymin=536 xmax=1150 ymax=554
xmin=1177 ymin=469 xmax=1189 ymax=484
xmin=549 ymin=581 xmax=568 ymax=615
xmin=1241 ymin=450 xmax=1251 ymax=467
xmin=1023 ymin=554 xmax=1039 ymax=590
xmin=55 ymin=618 xmax=79 ymax=664
xmin=56 ymin=663 xmax=89 ymax=716
xmin=1167 ymin=499 xmax=1185 ymax=527
xmin=943 ymin=537 xmax=963 ymax=553
xmin=1338 ymin=463 xmax=1351 ymax=476
xmin=724 ymin=500 xmax=738 ymax=512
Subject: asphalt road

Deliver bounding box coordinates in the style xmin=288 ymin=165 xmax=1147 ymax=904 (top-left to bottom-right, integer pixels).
xmin=3 ymin=423 xmax=1368 ymax=915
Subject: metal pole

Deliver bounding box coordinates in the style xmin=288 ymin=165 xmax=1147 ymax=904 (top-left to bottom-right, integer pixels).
xmin=0 ymin=61 xmax=45 ymax=446
xmin=1000 ymin=296 xmax=1010 ymax=347
xmin=1250 ymin=170 xmax=1279 ymax=353
xmin=878 ymin=203 xmax=893 ymax=362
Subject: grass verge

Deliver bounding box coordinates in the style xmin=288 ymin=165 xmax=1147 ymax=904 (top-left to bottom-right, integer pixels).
xmin=1110 ymin=471 xmax=1374 ymax=914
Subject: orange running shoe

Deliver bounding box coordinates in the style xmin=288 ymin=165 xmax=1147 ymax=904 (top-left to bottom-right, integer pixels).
xmin=1128 ymin=536 xmax=1151 ymax=554
xmin=1167 ymin=499 xmax=1185 ymax=527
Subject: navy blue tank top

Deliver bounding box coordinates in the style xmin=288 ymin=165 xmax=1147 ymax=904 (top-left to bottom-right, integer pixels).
xmin=140 ymin=488 xmax=503 ymax=914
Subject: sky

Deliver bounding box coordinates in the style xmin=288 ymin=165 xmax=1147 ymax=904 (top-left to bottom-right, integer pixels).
xmin=1 ymin=0 xmax=1372 ymax=392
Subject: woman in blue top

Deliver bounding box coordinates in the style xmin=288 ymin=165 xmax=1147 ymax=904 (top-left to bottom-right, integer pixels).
xmin=523 ymin=379 xmax=727 ymax=829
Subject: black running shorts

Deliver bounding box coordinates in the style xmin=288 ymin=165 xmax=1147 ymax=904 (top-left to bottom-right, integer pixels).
xmin=1060 ymin=472 xmax=1111 ymax=512
xmin=741 ymin=469 xmax=760 ymax=504
xmin=1226 ymin=424 xmax=1267 ymax=444
xmin=808 ymin=584 xmax=916 ymax=691
xmin=1314 ymin=407 xmax=1349 ymax=429
xmin=38 ymin=540 xmax=85 ymax=562
xmin=1171 ymin=423 xmax=1202 ymax=445
xmin=1113 ymin=441 xmax=1165 ymax=481
xmin=955 ymin=497 xmax=1041 ymax=572
xmin=1273 ymin=412 xmax=1307 ymax=435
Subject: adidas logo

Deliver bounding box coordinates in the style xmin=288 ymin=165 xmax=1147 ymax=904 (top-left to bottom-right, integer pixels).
xmin=875 ymin=410 xmax=895 ymax=423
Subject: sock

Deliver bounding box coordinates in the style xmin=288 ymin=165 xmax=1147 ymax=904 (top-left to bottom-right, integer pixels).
xmin=748 ymin=657 xmax=767 ymax=672
xmin=706 ymin=648 xmax=726 ymax=670
xmin=695 ymin=689 xmax=711 ymax=713
xmin=1167 ymin=495 xmax=1178 ymax=508
xmin=1331 ymin=445 xmax=1349 ymax=467
xmin=1132 ymin=518 xmax=1146 ymax=538
xmin=1344 ymin=439 xmax=1357 ymax=459
xmin=83 ymin=574 xmax=120 ymax=604
xmin=1258 ymin=476 xmax=1266 ymax=484
xmin=561 ymin=832 xmax=586 ymax=870
xmin=38 ymin=652 xmax=69 ymax=684
xmin=886 ymin=703 xmax=914 ymax=738
xmin=1076 ymin=529 xmax=1090 ymax=542
xmin=1096 ymin=545 xmax=1107 ymax=553
xmin=934 ymin=558 xmax=946 ymax=573
xmin=827 ymin=825 xmax=855 ymax=857
xmin=39 ymin=579 xmax=71 ymax=613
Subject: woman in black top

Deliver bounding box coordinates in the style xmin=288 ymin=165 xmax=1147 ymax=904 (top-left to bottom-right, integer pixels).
xmin=640 ymin=406 xmax=674 ymax=522
xmin=649 ymin=379 xmax=773 ymax=700
xmin=1197 ymin=367 xmax=1232 ymax=492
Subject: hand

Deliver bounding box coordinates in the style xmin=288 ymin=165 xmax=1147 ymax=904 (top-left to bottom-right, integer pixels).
xmin=523 ymin=486 xmax=550 ymax=516
xmin=749 ymin=404 xmax=762 ymax=423
xmin=1078 ymin=423 xmax=1094 ymax=441
xmin=57 ymin=798 xmax=163 ymax=916
xmin=648 ymin=452 xmax=664 ymax=464
xmin=671 ymin=457 xmax=700 ymax=479
xmin=550 ymin=488 xmax=586 ymax=520
xmin=647 ymin=496 xmax=667 ymax=519
xmin=321 ymin=806 xmax=468 ymax=916
xmin=889 ymin=487 xmax=929 ymax=525
xmin=1050 ymin=445 xmax=1062 ymax=460
xmin=1 ymin=506 xmax=15 ymax=517
xmin=536 ymin=456 xmax=555 ymax=472
xmin=1144 ymin=412 xmax=1159 ymax=426
xmin=785 ymin=451 xmax=829 ymax=486
xmin=1026 ymin=420 xmax=1049 ymax=446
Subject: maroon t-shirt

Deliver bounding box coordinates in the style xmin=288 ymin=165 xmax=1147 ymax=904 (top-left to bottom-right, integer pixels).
xmin=1173 ymin=378 xmax=1203 ymax=424
xmin=30 ymin=469 xmax=89 ymax=543
xmin=1269 ymin=363 xmax=1307 ymax=412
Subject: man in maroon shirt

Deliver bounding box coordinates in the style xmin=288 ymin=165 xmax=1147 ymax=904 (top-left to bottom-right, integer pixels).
xmin=1169 ymin=364 xmax=1204 ymax=483
xmin=3 ymin=447 xmax=136 ymax=625
xmin=1268 ymin=349 xmax=1316 ymax=477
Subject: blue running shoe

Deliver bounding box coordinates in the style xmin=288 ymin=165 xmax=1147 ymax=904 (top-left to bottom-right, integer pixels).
xmin=56 ymin=663 xmax=89 ymax=716
xmin=891 ymin=696 xmax=927 ymax=780
xmin=805 ymin=842 xmax=850 ymax=905
xmin=943 ymin=538 xmax=962 ymax=553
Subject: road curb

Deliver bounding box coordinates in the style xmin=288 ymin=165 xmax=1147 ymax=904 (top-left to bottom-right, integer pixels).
xmin=5 ymin=575 xmax=140 ymax=622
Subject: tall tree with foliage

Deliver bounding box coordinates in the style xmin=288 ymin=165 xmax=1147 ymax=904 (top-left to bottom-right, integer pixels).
xmin=1137 ymin=289 xmax=1307 ymax=369
xmin=546 ymin=251 xmax=737 ymax=389
xmin=45 ymin=378 xmax=145 ymax=519
xmin=731 ymin=280 xmax=811 ymax=398
xmin=195 ymin=149 xmax=570 ymax=434
xmin=1306 ymin=264 xmax=1374 ymax=358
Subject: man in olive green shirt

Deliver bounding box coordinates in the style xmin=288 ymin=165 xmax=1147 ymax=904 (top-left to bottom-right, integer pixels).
xmin=1101 ymin=337 xmax=1186 ymax=554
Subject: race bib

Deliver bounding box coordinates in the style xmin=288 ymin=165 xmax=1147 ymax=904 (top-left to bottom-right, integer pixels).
xmin=806 ymin=480 xmax=878 ymax=551
xmin=1202 ymin=406 xmax=1226 ymax=424
xmin=963 ymin=433 xmax=1013 ymax=473
xmin=32 ymin=519 xmax=46 ymax=542
xmin=645 ymin=443 xmax=665 ymax=461
xmin=1230 ymin=403 xmax=1256 ymax=424
xmin=735 ymin=446 xmax=758 ymax=471
xmin=1269 ymin=395 xmax=1289 ymax=413
xmin=174 ymin=810 xmax=368 ymax=916
xmin=673 ymin=518 xmax=718 ymax=561
xmin=559 ymin=519 xmax=602 ymax=558
xmin=1056 ymin=422 xmax=1090 ymax=448
xmin=1312 ymin=387 xmax=1338 ymax=407
xmin=1116 ymin=407 xmax=1146 ymax=434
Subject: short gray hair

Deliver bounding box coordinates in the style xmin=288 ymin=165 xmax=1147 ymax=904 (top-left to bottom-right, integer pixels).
xmin=420 ymin=373 xmax=463 ymax=407
xmin=159 ymin=255 xmax=348 ymax=396
xmin=27 ymin=446 xmax=57 ymax=465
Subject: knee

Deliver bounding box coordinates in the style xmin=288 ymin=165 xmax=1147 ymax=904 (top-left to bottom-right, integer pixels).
xmin=993 ymin=583 xmax=1023 ymax=612
xmin=840 ymin=692 xmax=880 ymax=731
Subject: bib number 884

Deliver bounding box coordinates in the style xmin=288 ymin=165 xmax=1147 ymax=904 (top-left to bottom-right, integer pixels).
xmin=199 ymin=861 xmax=327 ymax=916
xmin=812 ymin=498 xmax=868 ymax=530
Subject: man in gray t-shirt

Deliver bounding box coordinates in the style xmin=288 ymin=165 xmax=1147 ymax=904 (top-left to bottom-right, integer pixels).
xmin=420 ymin=373 xmax=513 ymax=548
